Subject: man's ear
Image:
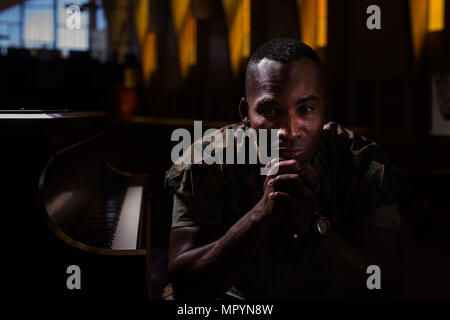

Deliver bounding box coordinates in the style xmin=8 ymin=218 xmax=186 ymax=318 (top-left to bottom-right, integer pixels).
xmin=239 ymin=97 xmax=250 ymax=126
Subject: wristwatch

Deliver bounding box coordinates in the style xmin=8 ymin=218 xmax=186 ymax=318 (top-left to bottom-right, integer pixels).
xmin=289 ymin=211 xmax=330 ymax=249
xmin=307 ymin=211 xmax=330 ymax=245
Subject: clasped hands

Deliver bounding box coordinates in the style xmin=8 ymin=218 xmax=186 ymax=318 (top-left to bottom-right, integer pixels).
xmin=262 ymin=157 xmax=320 ymax=235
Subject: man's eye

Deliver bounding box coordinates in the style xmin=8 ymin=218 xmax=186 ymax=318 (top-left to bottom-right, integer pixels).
xmin=258 ymin=104 xmax=277 ymax=116
xmin=298 ymin=105 xmax=314 ymax=114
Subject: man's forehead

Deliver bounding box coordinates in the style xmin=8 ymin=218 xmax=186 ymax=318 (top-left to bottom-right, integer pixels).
xmin=247 ymin=57 xmax=322 ymax=95
xmin=251 ymin=57 xmax=319 ymax=79
xmin=254 ymin=58 xmax=284 ymax=74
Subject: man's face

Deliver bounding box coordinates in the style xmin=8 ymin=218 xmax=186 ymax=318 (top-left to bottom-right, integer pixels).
xmin=244 ymin=58 xmax=327 ymax=163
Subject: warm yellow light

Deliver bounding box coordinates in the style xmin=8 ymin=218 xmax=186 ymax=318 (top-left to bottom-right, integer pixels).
xmin=170 ymin=0 xmax=197 ymax=79
xmin=297 ymin=0 xmax=327 ymax=50
xmin=222 ymin=0 xmax=251 ymax=77
xmin=427 ymin=0 xmax=445 ymax=31
xmin=316 ymin=0 xmax=327 ymax=47
xmin=180 ymin=15 xmax=197 ymax=77
xmin=142 ymin=32 xmax=157 ymax=84
xmin=409 ymin=0 xmax=427 ymax=64
xmin=242 ymin=0 xmax=251 ymax=57
xmin=135 ymin=0 xmax=150 ymax=45
xmin=135 ymin=0 xmax=157 ymax=83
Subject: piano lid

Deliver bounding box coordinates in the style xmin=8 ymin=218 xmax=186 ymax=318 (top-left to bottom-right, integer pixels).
xmin=0 ymin=109 xmax=110 ymax=119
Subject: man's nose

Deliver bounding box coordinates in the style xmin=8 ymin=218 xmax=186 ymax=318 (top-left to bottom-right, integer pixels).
xmin=277 ymin=117 xmax=301 ymax=141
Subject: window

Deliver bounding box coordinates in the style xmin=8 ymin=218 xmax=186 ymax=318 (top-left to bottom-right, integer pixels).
xmin=0 ymin=5 xmax=22 ymax=50
xmin=24 ymin=0 xmax=55 ymax=48
xmin=0 ymin=0 xmax=108 ymax=55
xmin=56 ymin=0 xmax=89 ymax=51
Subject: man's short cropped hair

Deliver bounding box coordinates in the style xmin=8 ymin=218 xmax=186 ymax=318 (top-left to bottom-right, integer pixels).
xmin=247 ymin=38 xmax=322 ymax=68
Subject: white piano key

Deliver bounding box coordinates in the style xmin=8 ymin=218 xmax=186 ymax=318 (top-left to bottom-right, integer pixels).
xmin=111 ymin=186 xmax=143 ymax=250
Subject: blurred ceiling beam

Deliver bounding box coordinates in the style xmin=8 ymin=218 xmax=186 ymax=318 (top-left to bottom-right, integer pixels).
xmin=296 ymin=0 xmax=328 ymax=51
xmin=222 ymin=0 xmax=251 ymax=78
xmin=408 ymin=0 xmax=446 ymax=64
xmin=409 ymin=0 xmax=428 ymax=65
xmin=134 ymin=0 xmax=158 ymax=84
xmin=316 ymin=0 xmax=328 ymax=47
xmin=297 ymin=0 xmax=317 ymax=49
xmin=428 ymin=0 xmax=445 ymax=32
xmin=170 ymin=0 xmax=197 ymax=80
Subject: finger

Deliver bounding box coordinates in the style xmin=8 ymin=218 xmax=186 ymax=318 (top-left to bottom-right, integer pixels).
xmin=269 ymin=174 xmax=301 ymax=196
xmin=267 ymin=159 xmax=301 ymax=177
xmin=268 ymin=191 xmax=291 ymax=201
xmin=264 ymin=158 xmax=280 ymax=178
xmin=264 ymin=158 xmax=281 ymax=186
xmin=265 ymin=157 xmax=285 ymax=168
xmin=268 ymin=173 xmax=300 ymax=188
xmin=269 ymin=174 xmax=315 ymax=198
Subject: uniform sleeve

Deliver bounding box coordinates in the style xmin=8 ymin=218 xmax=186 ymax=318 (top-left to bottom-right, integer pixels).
xmin=164 ymin=162 xmax=224 ymax=228
xmin=350 ymin=147 xmax=407 ymax=231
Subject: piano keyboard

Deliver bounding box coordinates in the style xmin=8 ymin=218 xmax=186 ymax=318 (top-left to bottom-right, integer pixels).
xmin=111 ymin=186 xmax=143 ymax=250
xmin=70 ymin=186 xmax=143 ymax=250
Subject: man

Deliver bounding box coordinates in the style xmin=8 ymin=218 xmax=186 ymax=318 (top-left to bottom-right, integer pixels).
xmin=164 ymin=39 xmax=406 ymax=299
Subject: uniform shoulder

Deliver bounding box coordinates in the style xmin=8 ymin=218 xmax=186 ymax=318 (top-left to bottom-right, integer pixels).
xmin=164 ymin=122 xmax=244 ymax=192
xmin=321 ymin=121 xmax=383 ymax=167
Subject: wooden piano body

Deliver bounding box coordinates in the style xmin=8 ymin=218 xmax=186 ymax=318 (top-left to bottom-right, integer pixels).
xmin=1 ymin=111 xmax=151 ymax=298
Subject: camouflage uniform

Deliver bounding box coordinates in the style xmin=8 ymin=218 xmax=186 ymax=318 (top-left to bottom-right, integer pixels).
xmin=164 ymin=121 xmax=406 ymax=299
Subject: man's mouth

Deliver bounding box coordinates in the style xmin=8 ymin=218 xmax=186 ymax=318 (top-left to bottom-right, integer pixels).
xmin=278 ymin=147 xmax=304 ymax=158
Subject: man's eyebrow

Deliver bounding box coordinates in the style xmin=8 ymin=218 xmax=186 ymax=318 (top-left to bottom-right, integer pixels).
xmin=256 ymin=97 xmax=279 ymax=105
xmin=295 ymin=95 xmax=320 ymax=104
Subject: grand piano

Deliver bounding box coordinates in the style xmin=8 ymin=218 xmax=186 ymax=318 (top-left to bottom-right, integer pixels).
xmin=1 ymin=110 xmax=151 ymax=298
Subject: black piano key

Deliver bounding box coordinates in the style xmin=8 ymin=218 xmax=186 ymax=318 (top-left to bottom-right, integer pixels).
xmin=69 ymin=186 xmax=126 ymax=249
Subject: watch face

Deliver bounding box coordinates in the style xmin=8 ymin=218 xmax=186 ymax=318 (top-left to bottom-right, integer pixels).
xmin=316 ymin=217 xmax=329 ymax=235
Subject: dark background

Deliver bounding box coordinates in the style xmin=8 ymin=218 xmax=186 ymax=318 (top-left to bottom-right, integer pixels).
xmin=1 ymin=0 xmax=449 ymax=299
